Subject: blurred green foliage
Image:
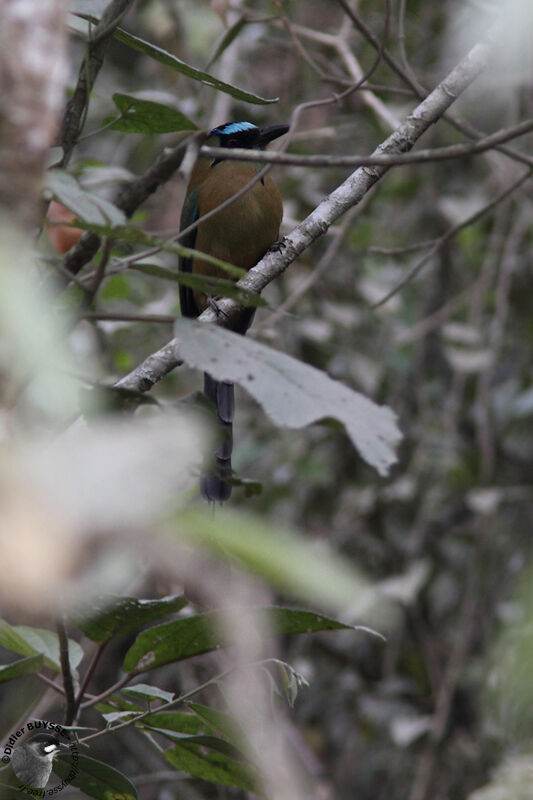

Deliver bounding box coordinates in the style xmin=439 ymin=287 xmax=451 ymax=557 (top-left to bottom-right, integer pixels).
xmin=2 ymin=0 xmax=532 ymax=798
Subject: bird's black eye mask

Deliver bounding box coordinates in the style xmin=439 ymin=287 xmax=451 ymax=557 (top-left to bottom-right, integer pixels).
xmin=219 ymin=130 xmax=258 ymax=149
xmin=210 ymin=129 xmax=260 ymax=168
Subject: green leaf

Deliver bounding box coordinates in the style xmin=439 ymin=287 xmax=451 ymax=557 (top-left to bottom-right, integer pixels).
xmin=0 ymin=654 xmax=44 ymax=683
xmin=0 ymin=621 xmax=34 ymax=657
xmin=100 ymin=274 xmax=131 ymax=301
xmin=271 ymin=607 xmax=353 ymax=635
xmin=122 ymin=683 xmax=174 ymax=703
xmin=0 ymin=621 xmax=83 ymax=672
xmin=164 ymin=742 xmax=257 ymax=792
xmin=53 ymin=754 xmax=137 ymax=800
xmin=95 ymin=696 xmax=142 ymax=715
xmin=263 ymin=660 xmax=310 ymax=707
xmin=207 ymin=16 xmax=248 ymax=68
xmin=45 ymin=170 xmax=126 ymax=227
xmin=132 ymin=263 xmax=266 ymax=308
xmin=143 ymin=728 xmax=246 ymax=761
xmin=123 ymin=615 xmax=218 ymax=673
xmin=80 ymin=164 xmax=135 ymax=188
xmin=122 ymin=607 xmax=352 ymax=674
xmin=75 ymin=13 xmax=277 ymax=105
xmin=0 ymin=785 xmax=27 ymax=799
xmin=108 ymin=93 xmax=197 ymax=134
xmin=76 ymin=593 xmax=188 ymax=643
xmin=101 ymin=710 xmax=142 ymax=724
xmin=142 ymin=711 xmax=204 ymax=735
xmin=64 ymin=220 xmax=247 ymax=279
xmin=188 ymin=703 xmax=244 ymax=745
xmin=174 ymin=318 xmax=402 ymax=476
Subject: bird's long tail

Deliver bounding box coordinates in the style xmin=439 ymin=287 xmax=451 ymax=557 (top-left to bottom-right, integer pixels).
xmin=201 ymin=373 xmax=234 ymax=502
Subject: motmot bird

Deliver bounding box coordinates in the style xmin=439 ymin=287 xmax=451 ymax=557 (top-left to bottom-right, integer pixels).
xmin=179 ymin=121 xmax=288 ymax=502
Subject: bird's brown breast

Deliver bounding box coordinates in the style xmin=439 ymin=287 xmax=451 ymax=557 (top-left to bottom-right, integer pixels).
xmin=190 ymin=161 xmax=282 ymax=312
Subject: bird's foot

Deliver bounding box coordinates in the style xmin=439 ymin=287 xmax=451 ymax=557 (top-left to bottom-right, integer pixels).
xmin=207 ymin=296 xmax=228 ymax=319
xmin=267 ymin=237 xmax=286 ymax=254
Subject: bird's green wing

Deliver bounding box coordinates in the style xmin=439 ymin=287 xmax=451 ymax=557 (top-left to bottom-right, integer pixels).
xmin=179 ymin=188 xmax=200 ymax=318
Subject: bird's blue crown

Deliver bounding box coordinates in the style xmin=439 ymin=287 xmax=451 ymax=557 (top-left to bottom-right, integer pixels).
xmin=210 ymin=121 xmax=257 ymax=136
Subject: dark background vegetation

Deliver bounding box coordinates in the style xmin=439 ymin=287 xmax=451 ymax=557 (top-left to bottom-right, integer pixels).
xmin=1 ymin=1 xmax=532 ymax=799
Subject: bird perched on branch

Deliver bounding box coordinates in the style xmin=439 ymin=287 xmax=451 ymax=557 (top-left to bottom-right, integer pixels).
xmin=179 ymin=120 xmax=288 ymax=502
xmin=10 ymin=733 xmax=69 ymax=789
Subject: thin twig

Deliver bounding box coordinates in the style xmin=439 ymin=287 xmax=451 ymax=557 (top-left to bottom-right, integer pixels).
xmin=332 ymin=0 xmax=391 ymax=106
xmin=59 ymin=0 xmax=133 ymax=167
xmin=258 ymin=197 xmax=370 ymax=329
xmin=283 ymin=15 xmax=399 ymax=129
xmin=83 ymin=238 xmax=113 ymax=306
xmin=364 ymin=82 xmax=416 ymax=96
xmin=394 ymin=286 xmax=472 ymax=344
xmin=113 ymin=0 xmax=394 ymax=276
xmin=372 ymin=168 xmax=532 ymax=307
xmin=369 ymin=239 xmax=436 ymax=255
xmin=79 ymin=672 xmax=133 ymax=710
xmin=336 ymin=0 xmax=533 ymax=170
xmin=112 ymin=157 xmax=278 ymax=273
xmin=200 ymin=116 xmax=533 ymax=169
xmin=56 ymin=618 xmax=77 ymax=726
xmin=115 ymin=25 xmax=500 ymax=394
xmin=397 ymin=0 xmax=420 ymax=87
xmin=73 ymin=641 xmax=108 ymax=724
xmin=61 ymin=132 xmax=204 ymax=281
xmin=274 ymin=0 xmax=327 ymax=79
xmin=36 ymin=673 xmax=66 ymax=696
xmin=79 ymin=669 xmax=231 ymax=741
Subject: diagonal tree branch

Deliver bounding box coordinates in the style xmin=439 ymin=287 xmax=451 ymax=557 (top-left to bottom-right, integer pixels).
xmin=59 ymin=0 xmax=134 ymax=168
xmin=116 ymin=26 xmax=497 ymax=394
xmin=59 ymin=131 xmax=203 ymax=280
xmin=336 ymin=0 xmax=533 ymax=170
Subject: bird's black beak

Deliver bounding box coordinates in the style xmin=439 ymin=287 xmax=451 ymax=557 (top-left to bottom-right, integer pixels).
xmin=257 ymin=124 xmax=289 ymax=147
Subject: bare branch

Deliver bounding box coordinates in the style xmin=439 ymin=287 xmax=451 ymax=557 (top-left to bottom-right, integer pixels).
xmin=73 ymin=642 xmax=108 ymax=724
xmin=60 ymin=131 xmax=203 ymax=280
xmin=281 ymin=16 xmax=400 ymax=130
xmin=258 ymin=198 xmax=371 ymax=330
xmin=36 ymin=673 xmax=66 ymax=696
xmin=79 ymin=672 xmax=133 ymax=710
xmin=79 ymin=669 xmax=232 ymax=741
xmin=56 ymin=617 xmax=77 ymax=726
xmin=336 ymin=0 xmax=533 ymax=170
xmin=116 ymin=339 xmax=181 ymax=393
xmin=200 ymin=116 xmax=533 ymax=169
xmin=116 ymin=25 xmax=499 ymax=394
xmin=369 ymin=239 xmax=436 ymax=255
xmin=397 ymin=0 xmax=420 ymax=88
xmin=59 ymin=0 xmax=134 ymax=167
xmin=372 ymin=168 xmax=532 ymax=307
